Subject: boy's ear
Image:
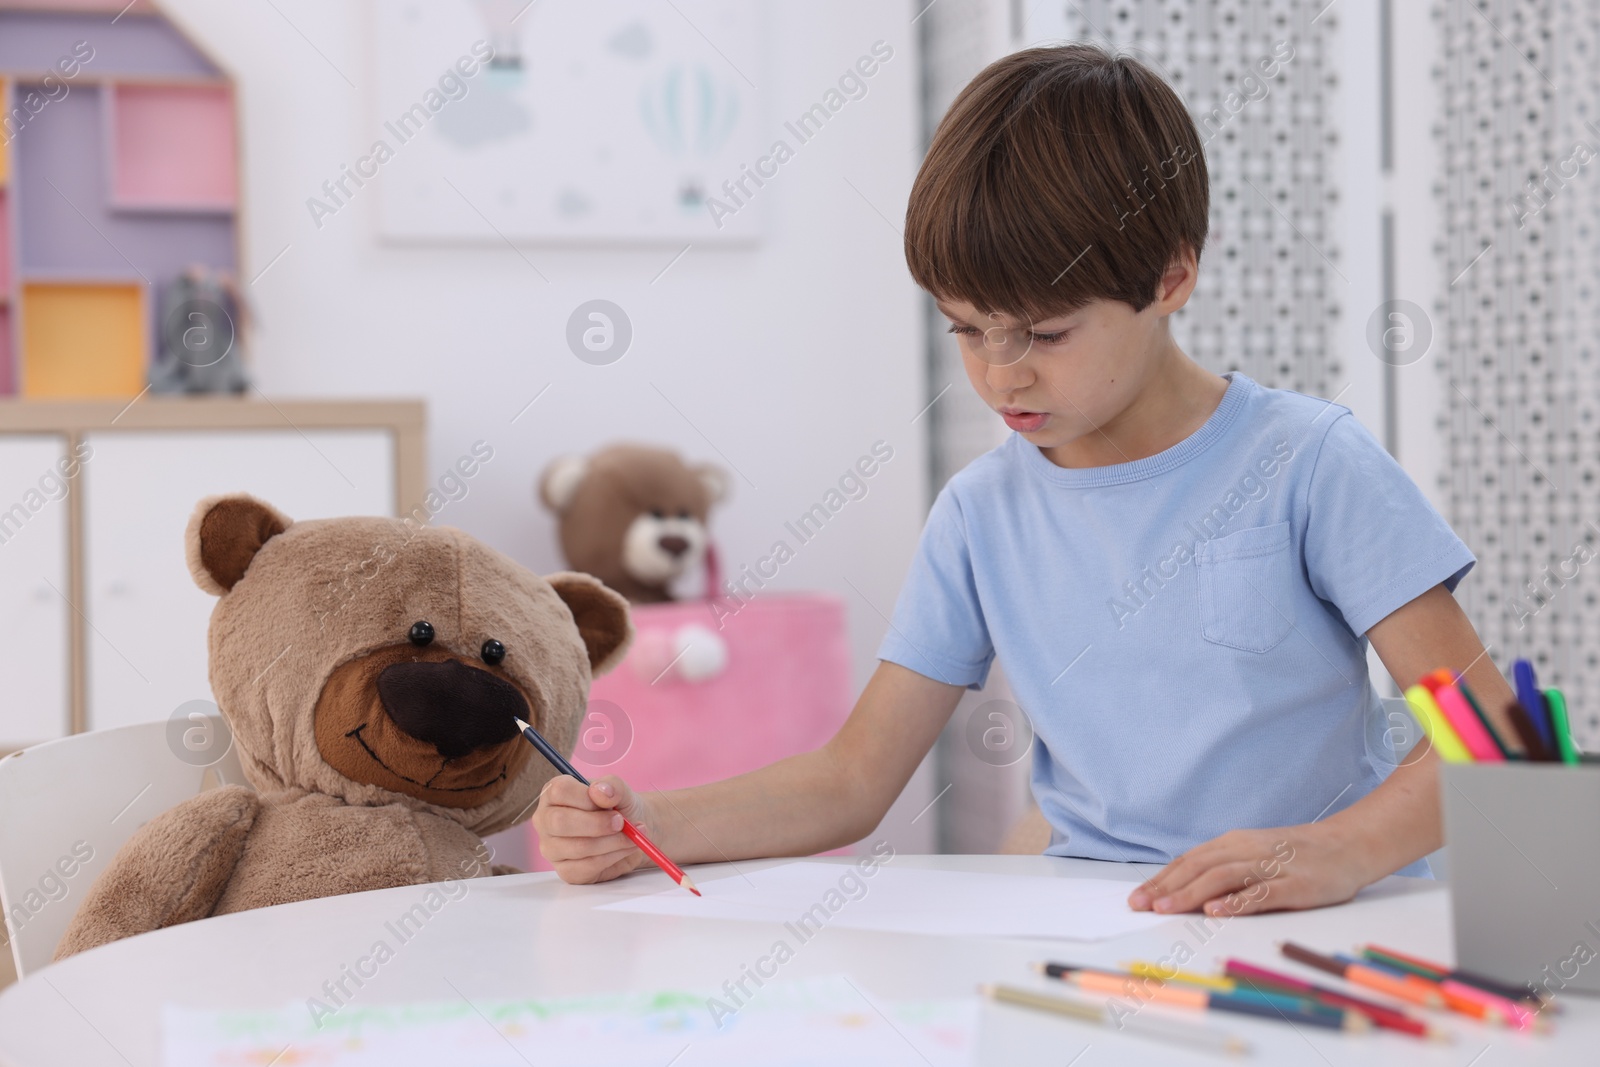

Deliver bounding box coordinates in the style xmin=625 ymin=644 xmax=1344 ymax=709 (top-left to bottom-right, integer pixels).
xmin=546 ymin=572 xmax=634 ymax=675
xmin=186 ymin=494 xmax=292 ymax=595
xmin=538 ymin=456 xmax=589 ymax=514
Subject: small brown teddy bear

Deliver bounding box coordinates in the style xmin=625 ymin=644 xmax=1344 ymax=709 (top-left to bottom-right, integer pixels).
xmin=55 ymin=493 xmax=631 ymax=959
xmin=539 ymin=444 xmax=728 ymax=604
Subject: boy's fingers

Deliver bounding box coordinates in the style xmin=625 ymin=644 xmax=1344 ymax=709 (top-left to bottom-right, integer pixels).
xmin=588 ymin=776 xmax=635 ymax=813
xmin=558 ymin=847 xmax=639 ymax=884
xmin=1131 ymin=848 xmax=1212 ymax=907
xmin=541 ymin=806 xmax=626 ymax=839
xmin=1150 ymin=860 xmax=1259 ymax=913
xmin=1202 ymin=884 xmax=1276 ymax=918
xmin=542 ymin=831 xmax=633 ymax=862
xmin=1131 ymin=831 xmax=1271 ymax=909
xmin=596 ymin=852 xmax=646 ymax=882
xmin=542 ymin=774 xmax=600 ymax=811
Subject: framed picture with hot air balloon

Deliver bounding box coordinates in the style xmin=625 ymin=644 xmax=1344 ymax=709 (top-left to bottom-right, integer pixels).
xmin=370 ymin=0 xmax=765 ymax=244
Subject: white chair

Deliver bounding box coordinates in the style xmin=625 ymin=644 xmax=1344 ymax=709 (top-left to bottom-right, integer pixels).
xmin=0 ymin=717 xmax=248 ymax=978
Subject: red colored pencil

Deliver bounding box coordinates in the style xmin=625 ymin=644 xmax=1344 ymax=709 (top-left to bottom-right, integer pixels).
xmin=620 ymin=821 xmax=699 ymax=895
xmin=514 ymin=715 xmax=700 ymax=895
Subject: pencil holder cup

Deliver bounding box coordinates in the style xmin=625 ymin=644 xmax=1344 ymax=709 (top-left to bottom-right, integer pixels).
xmin=1441 ymin=762 xmax=1600 ymax=995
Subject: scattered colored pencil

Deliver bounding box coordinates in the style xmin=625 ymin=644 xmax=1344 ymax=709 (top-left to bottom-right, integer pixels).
xmin=1343 ymin=952 xmax=1551 ymax=1032
xmin=1124 ymin=961 xmax=1237 ymax=992
xmin=1223 ymin=959 xmax=1446 ymax=1040
xmin=1281 ymin=943 xmax=1445 ymax=1008
xmin=512 ymin=715 xmax=700 ymax=896
xmin=1362 ymin=945 xmax=1552 ymax=1009
xmin=981 ymin=984 xmax=1251 ymax=1055
xmin=1440 ymin=978 xmax=1544 ymax=1032
xmin=1041 ymin=963 xmax=1337 ymax=1019
xmin=1036 ymin=964 xmax=1365 ymax=1032
xmin=1333 ymin=953 xmax=1452 ymax=1001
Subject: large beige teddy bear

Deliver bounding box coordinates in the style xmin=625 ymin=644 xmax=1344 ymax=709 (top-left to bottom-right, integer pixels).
xmin=56 ymin=493 xmax=631 ymax=958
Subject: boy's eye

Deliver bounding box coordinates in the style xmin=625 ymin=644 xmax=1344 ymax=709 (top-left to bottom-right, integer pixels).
xmin=945 ymin=323 xmax=981 ymax=336
xmin=1030 ymin=330 xmax=1070 ymax=345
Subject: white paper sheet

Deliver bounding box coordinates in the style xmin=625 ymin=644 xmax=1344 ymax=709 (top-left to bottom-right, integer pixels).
xmin=162 ymin=975 xmax=976 ymax=1067
xmin=600 ymin=861 xmax=1172 ymax=941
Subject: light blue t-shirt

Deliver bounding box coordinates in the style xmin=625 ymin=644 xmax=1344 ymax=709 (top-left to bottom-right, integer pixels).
xmin=878 ymin=373 xmax=1474 ymax=874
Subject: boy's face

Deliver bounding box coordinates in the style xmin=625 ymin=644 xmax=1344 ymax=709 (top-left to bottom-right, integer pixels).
xmin=936 ymin=256 xmax=1197 ymax=466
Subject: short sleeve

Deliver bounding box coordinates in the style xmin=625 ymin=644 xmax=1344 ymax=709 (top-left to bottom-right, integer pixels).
xmin=1303 ymin=412 xmax=1476 ymax=636
xmin=876 ymin=486 xmax=996 ymax=688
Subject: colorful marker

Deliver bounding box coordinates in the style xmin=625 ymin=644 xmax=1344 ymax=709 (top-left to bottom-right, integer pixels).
xmin=1435 ymin=685 xmax=1505 ymax=762
xmin=1543 ymin=689 xmax=1580 ymax=765
xmin=1453 ymin=680 xmax=1514 ymax=758
xmin=1513 ymin=659 xmax=1556 ymax=751
xmin=1506 ymin=700 xmax=1556 ymax=761
xmin=1404 ymin=684 xmax=1472 ymax=763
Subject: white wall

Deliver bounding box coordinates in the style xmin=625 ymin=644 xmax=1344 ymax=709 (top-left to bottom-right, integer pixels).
xmin=158 ymin=0 xmax=937 ymax=853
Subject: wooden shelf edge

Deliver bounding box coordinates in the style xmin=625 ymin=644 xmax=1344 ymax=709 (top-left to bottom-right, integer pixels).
xmin=0 ymin=397 xmax=427 ymax=434
xmin=106 ymin=200 xmax=236 ymax=216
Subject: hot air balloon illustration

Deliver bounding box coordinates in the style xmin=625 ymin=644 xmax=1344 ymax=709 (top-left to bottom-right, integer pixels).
xmin=639 ymin=63 xmax=740 ymax=210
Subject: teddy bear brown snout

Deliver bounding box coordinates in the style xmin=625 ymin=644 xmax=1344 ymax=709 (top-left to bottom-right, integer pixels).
xmin=312 ymin=644 xmax=534 ymax=809
xmin=376 ymin=659 xmax=525 ymax=760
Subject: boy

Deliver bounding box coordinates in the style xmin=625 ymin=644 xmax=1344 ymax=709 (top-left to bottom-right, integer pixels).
xmin=535 ymin=45 xmax=1517 ymax=916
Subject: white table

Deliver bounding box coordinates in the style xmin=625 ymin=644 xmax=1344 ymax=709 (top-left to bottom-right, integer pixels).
xmin=0 ymin=855 xmax=1590 ymax=1065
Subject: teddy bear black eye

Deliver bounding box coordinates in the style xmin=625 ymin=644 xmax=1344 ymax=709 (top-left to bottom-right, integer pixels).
xmin=480 ymin=639 xmax=506 ymax=666
xmin=677 ymin=509 xmax=690 ymax=519
xmin=408 ymin=621 xmax=435 ymax=646
xmin=650 ymin=509 xmax=665 ymax=519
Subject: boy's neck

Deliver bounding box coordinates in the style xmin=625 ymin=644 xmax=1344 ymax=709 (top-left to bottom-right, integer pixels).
xmin=1041 ymin=345 xmax=1231 ymax=469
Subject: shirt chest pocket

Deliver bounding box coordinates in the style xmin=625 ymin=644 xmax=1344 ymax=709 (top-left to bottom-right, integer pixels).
xmin=1195 ymin=522 xmax=1296 ymax=653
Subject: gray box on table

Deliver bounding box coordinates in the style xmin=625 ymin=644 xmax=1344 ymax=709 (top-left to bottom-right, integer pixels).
xmin=1441 ymin=762 xmax=1600 ymax=996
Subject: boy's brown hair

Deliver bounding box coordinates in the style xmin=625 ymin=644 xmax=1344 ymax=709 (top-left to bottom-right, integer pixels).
xmin=905 ymin=44 xmax=1208 ymax=321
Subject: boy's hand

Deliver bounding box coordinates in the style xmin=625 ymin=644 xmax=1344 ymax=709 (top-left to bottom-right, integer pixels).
xmin=1126 ymin=823 xmax=1374 ymax=917
xmin=533 ymin=775 xmax=653 ymax=884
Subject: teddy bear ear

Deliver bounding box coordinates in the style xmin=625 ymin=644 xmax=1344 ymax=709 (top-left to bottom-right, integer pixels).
xmin=538 ymin=455 xmax=589 ymax=514
xmin=694 ymin=463 xmax=730 ymax=504
xmin=546 ymin=572 xmax=634 ymax=675
xmin=186 ymin=494 xmax=293 ymax=596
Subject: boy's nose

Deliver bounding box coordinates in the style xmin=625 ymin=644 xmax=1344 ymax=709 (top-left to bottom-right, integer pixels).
xmin=985 ymin=358 xmax=1035 ymax=392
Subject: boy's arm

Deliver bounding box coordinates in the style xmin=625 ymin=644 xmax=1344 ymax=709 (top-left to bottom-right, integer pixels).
xmin=1129 ymin=583 xmax=1513 ymax=916
xmin=534 ymin=661 xmax=965 ymax=883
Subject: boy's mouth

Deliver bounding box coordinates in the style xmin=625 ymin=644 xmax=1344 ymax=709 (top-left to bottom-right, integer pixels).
xmin=1000 ymin=408 xmax=1050 ymax=433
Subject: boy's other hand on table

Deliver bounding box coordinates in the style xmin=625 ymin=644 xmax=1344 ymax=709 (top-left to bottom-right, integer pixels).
xmin=533 ymin=775 xmax=653 ymax=884
xmin=1126 ymin=823 xmax=1374 ymax=917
